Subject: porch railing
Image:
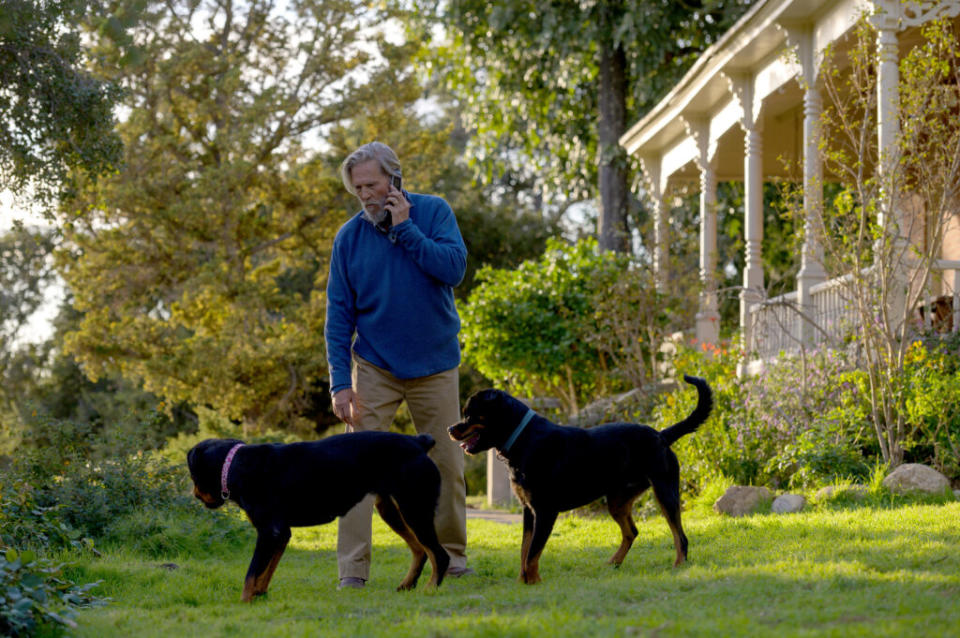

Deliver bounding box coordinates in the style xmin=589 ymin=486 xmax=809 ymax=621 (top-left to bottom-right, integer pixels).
xmin=747 ymin=261 xmax=960 ymax=361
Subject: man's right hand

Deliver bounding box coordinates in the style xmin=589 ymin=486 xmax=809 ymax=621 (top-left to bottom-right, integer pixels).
xmin=332 ymin=388 xmax=357 ymax=429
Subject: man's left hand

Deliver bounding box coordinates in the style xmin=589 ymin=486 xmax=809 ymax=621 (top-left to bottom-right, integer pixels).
xmin=385 ymin=184 xmax=410 ymax=226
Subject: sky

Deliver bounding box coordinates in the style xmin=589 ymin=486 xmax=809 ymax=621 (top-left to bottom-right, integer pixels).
xmin=1 ymin=190 xmax=63 ymax=345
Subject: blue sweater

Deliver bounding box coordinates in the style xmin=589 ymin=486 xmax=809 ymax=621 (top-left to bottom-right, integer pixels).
xmin=325 ymin=192 xmax=467 ymax=394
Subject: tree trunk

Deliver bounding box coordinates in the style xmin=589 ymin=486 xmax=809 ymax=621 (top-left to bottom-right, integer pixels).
xmin=597 ymin=32 xmax=630 ymax=253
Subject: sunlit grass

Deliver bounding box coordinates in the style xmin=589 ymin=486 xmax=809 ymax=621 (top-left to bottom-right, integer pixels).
xmin=70 ymin=500 xmax=960 ymax=637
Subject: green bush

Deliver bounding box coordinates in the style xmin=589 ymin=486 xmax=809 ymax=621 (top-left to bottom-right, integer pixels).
xmin=651 ymin=340 xmax=873 ymax=490
xmin=0 ymin=480 xmax=93 ymax=554
xmin=649 ymin=338 xmax=760 ymax=492
xmin=650 ymin=335 xmax=960 ymax=494
xmin=0 ymin=548 xmax=105 ymax=637
xmin=462 ymin=237 xmax=695 ymax=415
xmin=462 ymin=238 xmax=612 ymax=413
xmin=900 ymin=336 xmax=960 ymax=478
xmin=7 ymin=412 xmax=195 ymax=544
xmin=770 ymin=420 xmax=872 ymax=487
xmin=159 ymin=405 xmax=299 ymax=467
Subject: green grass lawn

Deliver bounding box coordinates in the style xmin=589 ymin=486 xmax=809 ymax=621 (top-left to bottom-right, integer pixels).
xmin=69 ymin=499 xmax=960 ymax=637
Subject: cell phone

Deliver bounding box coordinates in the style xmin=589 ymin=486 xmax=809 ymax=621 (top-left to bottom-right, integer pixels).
xmin=376 ymin=173 xmax=403 ymax=234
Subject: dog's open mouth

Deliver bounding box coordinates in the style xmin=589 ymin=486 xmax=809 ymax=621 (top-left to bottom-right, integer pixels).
xmin=459 ymin=433 xmax=481 ymax=454
xmin=449 ymin=424 xmax=484 ymax=454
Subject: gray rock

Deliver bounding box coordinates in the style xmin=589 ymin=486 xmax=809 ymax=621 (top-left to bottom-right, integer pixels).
xmin=771 ymin=493 xmax=806 ymax=513
xmin=882 ymin=463 xmax=950 ymax=494
xmin=573 ymin=388 xmax=645 ymax=427
xmin=713 ymin=486 xmax=772 ymax=516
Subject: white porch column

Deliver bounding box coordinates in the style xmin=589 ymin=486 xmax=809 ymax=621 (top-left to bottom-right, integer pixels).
xmin=874 ymin=1 xmax=909 ymax=326
xmin=682 ymin=117 xmax=720 ymax=345
xmin=743 ymin=124 xmax=765 ymax=353
xmin=875 ymin=2 xmax=900 ymax=232
xmin=793 ymin=25 xmax=827 ymax=346
xmin=640 ymin=155 xmax=668 ymax=290
xmin=727 ymin=73 xmax=765 ymax=354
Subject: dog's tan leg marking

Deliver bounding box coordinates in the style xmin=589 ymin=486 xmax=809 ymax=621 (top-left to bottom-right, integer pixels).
xmin=242 ymin=576 xmax=256 ymax=602
xmin=520 ymin=508 xmax=556 ymax=585
xmin=522 ymin=554 xmax=542 ymax=584
xmin=241 ymin=537 xmax=288 ymax=602
xmin=423 ymin=547 xmax=441 ymax=588
xmin=654 ymin=495 xmax=686 ymax=567
xmin=518 ymin=507 xmax=534 ymax=582
xmin=253 ymin=543 xmax=288 ymax=596
xmin=607 ymin=496 xmax=638 ymax=566
xmin=375 ymin=497 xmax=428 ymax=591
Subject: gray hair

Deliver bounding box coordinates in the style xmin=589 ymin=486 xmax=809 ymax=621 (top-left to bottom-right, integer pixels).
xmin=339 ymin=142 xmax=401 ymax=196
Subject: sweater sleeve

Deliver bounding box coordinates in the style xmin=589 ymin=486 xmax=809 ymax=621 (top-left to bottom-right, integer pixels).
xmin=324 ymin=239 xmax=356 ymax=394
xmin=392 ymin=197 xmax=467 ymax=287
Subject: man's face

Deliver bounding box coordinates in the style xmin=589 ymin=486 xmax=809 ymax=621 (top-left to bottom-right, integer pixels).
xmin=350 ymin=159 xmax=390 ymax=216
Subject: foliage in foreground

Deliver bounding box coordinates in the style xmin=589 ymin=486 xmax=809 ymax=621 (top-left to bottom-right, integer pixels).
xmin=0 ymin=549 xmax=105 ymax=638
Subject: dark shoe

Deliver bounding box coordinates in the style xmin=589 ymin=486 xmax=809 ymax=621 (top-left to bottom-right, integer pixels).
xmin=337 ymin=577 xmax=366 ymax=590
xmin=446 ymin=566 xmax=475 ymax=578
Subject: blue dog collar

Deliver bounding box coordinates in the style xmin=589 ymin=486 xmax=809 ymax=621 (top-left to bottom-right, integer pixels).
xmin=502 ymin=409 xmax=535 ymax=452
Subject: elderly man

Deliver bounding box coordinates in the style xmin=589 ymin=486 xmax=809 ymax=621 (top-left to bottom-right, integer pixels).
xmin=324 ymin=141 xmax=472 ymax=589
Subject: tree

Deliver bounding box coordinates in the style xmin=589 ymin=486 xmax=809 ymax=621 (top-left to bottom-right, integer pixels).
xmin=0 ymin=226 xmax=57 ymax=447
xmin=0 ymin=0 xmax=126 ymax=204
xmin=57 ymin=0 xmax=392 ymax=433
xmin=412 ymin=0 xmax=748 ymax=252
xmin=56 ymin=0 xmax=555 ymax=433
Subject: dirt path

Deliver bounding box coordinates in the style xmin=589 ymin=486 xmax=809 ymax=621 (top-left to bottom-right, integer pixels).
xmin=465 ymin=508 xmax=521 ymax=524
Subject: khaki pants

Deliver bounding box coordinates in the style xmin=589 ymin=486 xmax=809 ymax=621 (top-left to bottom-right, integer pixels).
xmin=337 ymin=356 xmax=467 ymax=580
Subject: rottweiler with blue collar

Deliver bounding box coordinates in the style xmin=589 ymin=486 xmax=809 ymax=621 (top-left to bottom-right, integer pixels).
xmin=187 ymin=431 xmax=449 ymax=600
xmin=448 ymin=375 xmax=712 ymax=584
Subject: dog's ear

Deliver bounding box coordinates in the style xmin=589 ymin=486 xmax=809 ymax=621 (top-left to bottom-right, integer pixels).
xmin=477 ymin=389 xmax=509 ymax=408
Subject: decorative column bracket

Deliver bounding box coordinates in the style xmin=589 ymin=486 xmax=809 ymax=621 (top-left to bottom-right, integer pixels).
xmin=894 ymin=1 xmax=960 ymax=30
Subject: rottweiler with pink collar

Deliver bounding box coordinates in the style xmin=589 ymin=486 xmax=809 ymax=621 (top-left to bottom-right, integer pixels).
xmin=187 ymin=432 xmax=449 ymax=601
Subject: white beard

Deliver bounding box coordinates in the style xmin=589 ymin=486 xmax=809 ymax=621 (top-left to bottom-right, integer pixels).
xmin=364 ymin=208 xmax=388 ymax=225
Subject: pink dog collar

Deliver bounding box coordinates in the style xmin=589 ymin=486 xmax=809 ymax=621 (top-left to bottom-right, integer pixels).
xmin=220 ymin=443 xmax=244 ymax=500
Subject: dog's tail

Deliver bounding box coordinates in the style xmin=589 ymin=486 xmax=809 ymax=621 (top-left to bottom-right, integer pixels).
xmin=414 ymin=433 xmax=436 ymax=452
xmin=659 ymin=375 xmax=713 ymax=446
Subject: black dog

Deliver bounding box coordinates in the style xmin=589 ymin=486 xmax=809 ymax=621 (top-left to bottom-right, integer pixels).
xmin=187 ymin=432 xmax=449 ymax=600
xmin=448 ymin=375 xmax=712 ymax=584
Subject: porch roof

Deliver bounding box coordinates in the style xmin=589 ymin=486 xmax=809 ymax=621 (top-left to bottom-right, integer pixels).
xmin=620 ymin=0 xmax=868 ymax=184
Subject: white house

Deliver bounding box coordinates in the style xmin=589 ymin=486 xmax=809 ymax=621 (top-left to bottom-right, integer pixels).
xmin=620 ymin=0 xmax=960 ymax=365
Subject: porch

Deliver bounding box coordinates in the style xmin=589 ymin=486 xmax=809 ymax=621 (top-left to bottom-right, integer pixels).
xmin=619 ymin=0 xmax=960 ymax=366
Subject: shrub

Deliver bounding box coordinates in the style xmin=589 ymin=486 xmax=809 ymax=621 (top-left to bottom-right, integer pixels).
xmin=0 ymin=548 xmax=106 ymax=637
xmin=651 ymin=340 xmax=873 ymax=491
xmin=9 ymin=412 xmax=195 ymax=544
xmin=900 ymin=336 xmax=960 ymax=479
xmin=649 ymin=338 xmax=757 ymax=492
xmin=650 ymin=335 xmax=960 ymax=494
xmin=0 ymin=480 xmax=93 ymax=554
xmin=461 ymin=238 xmax=614 ymax=413
xmin=462 ymin=237 xmax=695 ymax=416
